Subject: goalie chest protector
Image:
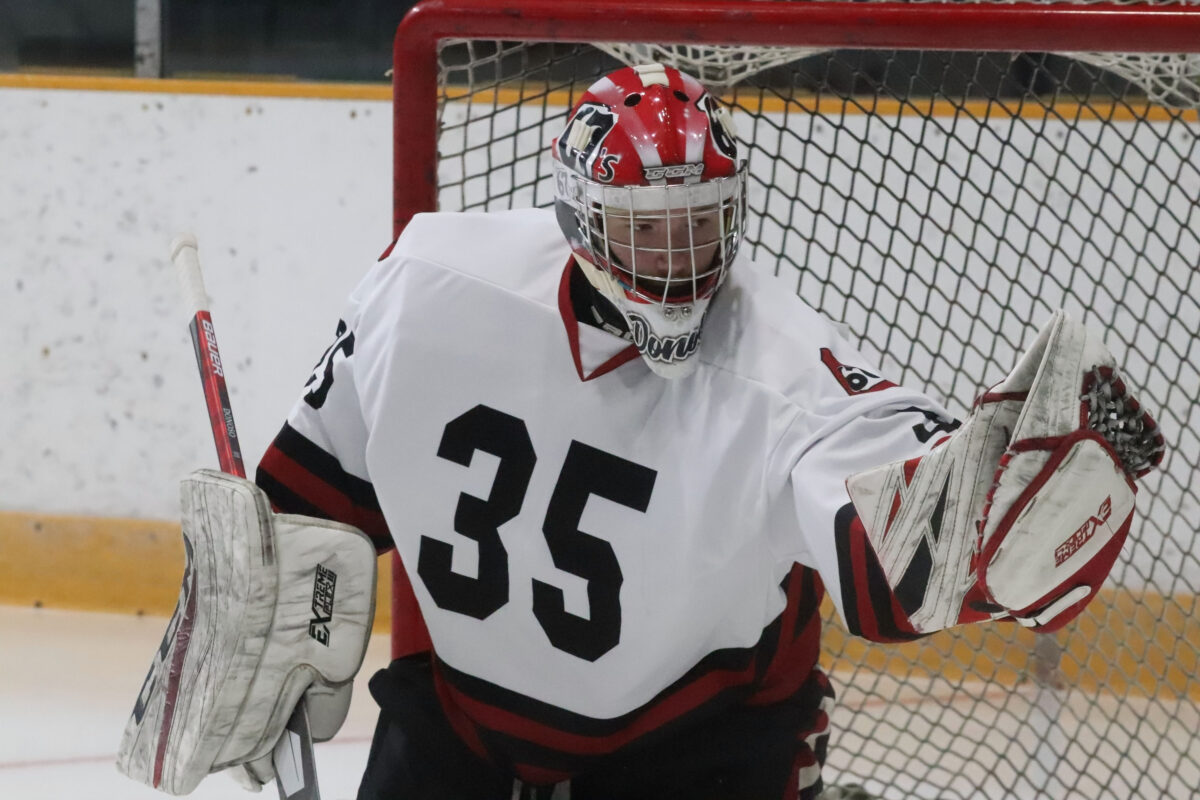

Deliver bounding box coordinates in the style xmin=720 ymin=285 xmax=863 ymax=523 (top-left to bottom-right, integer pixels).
xmin=345 ymin=209 xmax=936 ymax=722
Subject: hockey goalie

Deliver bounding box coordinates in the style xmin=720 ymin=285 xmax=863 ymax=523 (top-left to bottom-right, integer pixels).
xmin=117 ymin=61 xmax=1165 ymax=800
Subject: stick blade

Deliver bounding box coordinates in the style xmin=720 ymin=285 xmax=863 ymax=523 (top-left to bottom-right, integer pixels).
xmin=273 ymin=699 xmax=321 ymax=800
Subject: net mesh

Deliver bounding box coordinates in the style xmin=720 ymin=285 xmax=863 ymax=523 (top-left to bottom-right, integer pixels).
xmin=428 ymin=28 xmax=1200 ymax=800
xmin=593 ymin=0 xmax=1200 ymax=106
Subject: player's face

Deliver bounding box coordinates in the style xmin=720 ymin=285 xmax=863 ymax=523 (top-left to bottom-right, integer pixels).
xmin=604 ymin=207 xmax=723 ymax=299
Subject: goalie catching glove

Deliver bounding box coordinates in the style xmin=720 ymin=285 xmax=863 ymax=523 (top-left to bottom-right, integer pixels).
xmin=846 ymin=310 xmax=1164 ymax=634
xmin=117 ymin=469 xmax=377 ymax=794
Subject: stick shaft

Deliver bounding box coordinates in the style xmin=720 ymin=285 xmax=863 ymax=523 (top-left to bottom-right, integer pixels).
xmin=173 ymin=234 xmax=245 ymax=478
xmin=172 ymin=234 xmax=317 ymax=798
xmin=188 ymin=310 xmax=245 ymax=478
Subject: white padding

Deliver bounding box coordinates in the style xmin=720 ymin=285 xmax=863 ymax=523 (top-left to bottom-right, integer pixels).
xmin=982 ymin=437 xmax=1135 ymax=611
xmin=846 ymin=310 xmax=1138 ymax=634
xmin=845 ymin=393 xmax=1021 ymax=633
xmin=117 ymin=470 xmax=376 ymax=795
xmin=973 ymin=312 xmax=1139 ymax=630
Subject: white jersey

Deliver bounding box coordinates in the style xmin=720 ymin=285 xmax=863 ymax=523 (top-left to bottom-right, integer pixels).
xmin=257 ymin=207 xmax=955 ymax=778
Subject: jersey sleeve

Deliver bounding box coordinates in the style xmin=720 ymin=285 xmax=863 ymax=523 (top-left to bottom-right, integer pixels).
xmin=255 ymin=251 xmax=434 ymax=656
xmin=255 ymin=315 xmax=394 ymax=552
xmin=775 ymin=366 xmax=961 ymax=643
xmin=253 ymin=245 xmax=406 ymax=551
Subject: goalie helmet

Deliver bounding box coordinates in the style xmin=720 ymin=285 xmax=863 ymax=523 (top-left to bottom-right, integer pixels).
xmin=552 ymin=63 xmax=747 ymax=378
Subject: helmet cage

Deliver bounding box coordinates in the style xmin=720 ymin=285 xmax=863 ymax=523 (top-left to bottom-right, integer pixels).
xmin=554 ymin=160 xmax=748 ymax=306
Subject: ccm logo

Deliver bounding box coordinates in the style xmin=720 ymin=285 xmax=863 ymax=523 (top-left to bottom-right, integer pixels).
xmin=1054 ymin=496 xmax=1112 ymax=566
xmin=643 ymin=163 xmax=704 ymax=180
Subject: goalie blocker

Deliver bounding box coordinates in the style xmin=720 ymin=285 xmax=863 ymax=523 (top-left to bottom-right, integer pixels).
xmin=847 ymin=310 xmax=1164 ymax=634
xmin=117 ymin=470 xmax=377 ymax=795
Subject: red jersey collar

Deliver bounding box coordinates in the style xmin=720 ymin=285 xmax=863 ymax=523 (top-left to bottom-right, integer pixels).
xmin=557 ymin=260 xmax=641 ymax=382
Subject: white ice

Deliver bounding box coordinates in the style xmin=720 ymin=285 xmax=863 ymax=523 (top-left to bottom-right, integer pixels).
xmin=0 ymin=605 xmax=389 ymax=800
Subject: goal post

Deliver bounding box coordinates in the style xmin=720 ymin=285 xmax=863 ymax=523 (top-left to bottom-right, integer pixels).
xmin=389 ymin=1 xmax=1200 ymax=798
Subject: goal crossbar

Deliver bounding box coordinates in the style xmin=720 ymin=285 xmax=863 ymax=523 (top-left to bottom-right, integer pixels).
xmin=393 ymin=0 xmax=1200 ymax=234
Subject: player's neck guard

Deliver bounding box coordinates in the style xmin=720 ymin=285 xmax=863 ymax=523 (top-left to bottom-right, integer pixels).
xmin=573 ymin=254 xmax=710 ymax=378
xmin=569 ymin=261 xmax=632 ymax=340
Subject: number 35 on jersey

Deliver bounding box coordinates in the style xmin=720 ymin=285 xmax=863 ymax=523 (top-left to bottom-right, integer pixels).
xmin=416 ymin=404 xmax=657 ymax=662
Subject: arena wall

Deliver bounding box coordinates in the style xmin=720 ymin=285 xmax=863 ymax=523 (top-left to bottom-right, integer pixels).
xmin=2 ymin=78 xmax=1194 ymax=674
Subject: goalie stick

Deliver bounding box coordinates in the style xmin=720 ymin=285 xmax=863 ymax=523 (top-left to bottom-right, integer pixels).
xmin=172 ymin=234 xmax=321 ymax=800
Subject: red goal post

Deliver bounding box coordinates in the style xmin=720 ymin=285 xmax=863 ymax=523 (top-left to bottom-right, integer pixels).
xmin=388 ymin=2 xmax=1200 ymax=798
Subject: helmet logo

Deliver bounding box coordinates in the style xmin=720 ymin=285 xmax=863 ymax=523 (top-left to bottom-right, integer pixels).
xmin=557 ymin=102 xmax=618 ymax=180
xmin=628 ymin=312 xmax=702 ymax=364
xmin=695 ymin=94 xmax=738 ymax=161
xmin=596 ymin=149 xmax=620 ymax=183
xmin=643 ymin=163 xmax=705 ymax=181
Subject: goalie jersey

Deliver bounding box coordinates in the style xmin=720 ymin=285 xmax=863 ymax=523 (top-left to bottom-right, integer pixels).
xmin=257 ymin=208 xmax=957 ymax=781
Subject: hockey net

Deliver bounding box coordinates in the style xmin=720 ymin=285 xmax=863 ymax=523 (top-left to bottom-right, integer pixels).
xmin=391 ymin=2 xmax=1200 ymax=798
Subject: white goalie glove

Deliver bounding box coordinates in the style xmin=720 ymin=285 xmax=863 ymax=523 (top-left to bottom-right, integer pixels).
xmin=847 ymin=310 xmax=1164 ymax=634
xmin=117 ymin=469 xmax=378 ymax=795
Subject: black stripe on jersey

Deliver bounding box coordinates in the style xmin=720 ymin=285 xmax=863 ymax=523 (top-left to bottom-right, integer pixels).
xmin=255 ymin=421 xmax=391 ymax=549
xmin=834 ymin=502 xmax=867 ymax=637
xmin=435 ymin=632 xmax=770 ymax=740
xmin=444 ymin=604 xmax=829 ymax=783
xmin=449 ymin=677 xmax=765 ymax=780
xmin=270 ymin=421 xmax=382 ymax=512
xmin=749 ymin=566 xmax=824 ymax=707
xmin=865 ymin=560 xmax=923 ymax=642
xmin=834 ymin=502 xmax=923 ymax=643
xmin=791 ymin=568 xmax=821 ymax=641
xmin=255 ymin=468 xmax=326 ymax=518
xmin=427 ymin=600 xmax=823 ymax=782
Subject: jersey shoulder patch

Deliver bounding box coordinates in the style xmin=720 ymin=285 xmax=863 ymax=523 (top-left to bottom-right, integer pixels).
xmin=820 ymin=347 xmax=897 ymax=395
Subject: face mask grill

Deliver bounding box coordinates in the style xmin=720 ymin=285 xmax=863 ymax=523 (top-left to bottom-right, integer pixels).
xmin=554 ymin=161 xmax=748 ymax=306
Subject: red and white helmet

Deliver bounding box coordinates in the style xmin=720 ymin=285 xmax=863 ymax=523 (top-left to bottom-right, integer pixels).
xmin=553 ymin=63 xmax=747 ymax=378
